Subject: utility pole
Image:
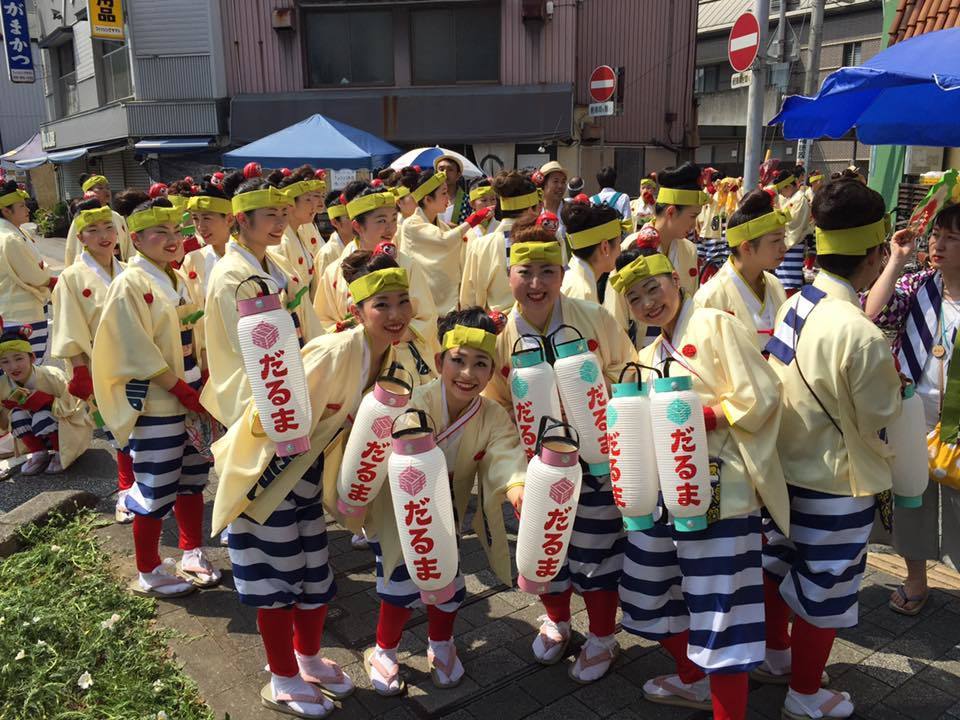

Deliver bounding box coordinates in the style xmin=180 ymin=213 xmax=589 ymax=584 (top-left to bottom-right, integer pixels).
xmin=796 ymin=0 xmax=825 ymax=166
xmin=742 ymin=0 xmax=769 ymax=190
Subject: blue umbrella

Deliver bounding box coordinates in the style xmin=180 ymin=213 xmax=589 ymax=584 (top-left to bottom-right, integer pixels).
xmin=770 ymin=27 xmax=960 ymax=146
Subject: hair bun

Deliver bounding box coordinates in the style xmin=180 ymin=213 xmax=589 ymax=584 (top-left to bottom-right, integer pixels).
xmin=243 ymin=162 xmax=262 ymax=180
xmin=573 ymin=193 xmax=590 ymax=205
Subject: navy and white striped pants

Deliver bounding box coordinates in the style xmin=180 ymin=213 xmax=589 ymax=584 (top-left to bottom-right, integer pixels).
xmin=774 ymin=244 xmax=805 ymax=290
xmin=542 ymin=470 xmax=626 ymax=596
xmin=228 ymin=457 xmax=336 ymax=609
xmin=619 ymin=510 xmax=765 ymax=673
xmin=124 ymin=414 xmax=209 ymax=519
xmin=762 ymin=486 xmax=875 ymax=630
xmin=10 ymin=407 xmax=57 ymax=438
xmin=370 ymin=539 xmax=465 ymax=612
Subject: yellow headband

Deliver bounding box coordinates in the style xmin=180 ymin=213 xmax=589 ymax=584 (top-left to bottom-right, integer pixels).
xmin=166 ymin=194 xmax=188 ymax=211
xmin=284 ymin=179 xmax=327 ymax=200
xmin=500 ymin=190 xmax=541 ymax=212
xmin=815 ymin=218 xmax=888 ymax=256
xmin=187 ymin=195 xmax=233 ymax=216
xmin=128 ymin=206 xmax=183 ymax=233
xmin=74 ymin=206 xmax=114 ymax=233
xmin=392 ymin=185 xmax=411 ymax=200
xmin=0 ymin=188 xmax=29 ymax=208
xmin=0 ymin=339 xmax=32 ymax=355
xmin=726 ymin=209 xmax=791 ymax=248
xmin=469 ymin=186 xmax=494 ymax=202
xmin=567 ymin=219 xmax=622 ymax=250
xmin=232 ymin=187 xmax=293 ymax=215
xmin=769 ymin=175 xmax=796 ymax=192
xmin=347 ymin=191 xmax=396 ymax=220
xmin=442 ymin=324 xmax=497 ymax=358
xmin=809 ymin=174 xmax=823 ymax=184
xmin=412 ymin=172 xmax=446 ymax=203
xmin=509 ymin=241 xmax=563 ymax=267
xmin=610 ymin=253 xmax=675 ymax=294
xmin=640 ymin=179 xmax=656 ymax=188
xmin=327 ymin=204 xmax=347 ymax=219
xmin=81 ymin=175 xmax=109 ymax=192
xmin=348 ymin=267 xmax=409 ymax=304
xmin=656 ymin=187 xmax=709 ymax=206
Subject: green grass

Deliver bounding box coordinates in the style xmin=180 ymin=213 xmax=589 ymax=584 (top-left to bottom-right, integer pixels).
xmin=0 ymin=511 xmax=214 ymax=720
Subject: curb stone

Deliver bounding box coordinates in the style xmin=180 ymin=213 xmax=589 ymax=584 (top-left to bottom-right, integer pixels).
xmin=0 ymin=489 xmax=99 ymax=558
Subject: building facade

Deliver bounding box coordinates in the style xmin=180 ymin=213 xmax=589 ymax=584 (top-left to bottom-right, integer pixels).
xmin=221 ymin=0 xmax=698 ymax=195
xmin=32 ymin=0 xmax=229 ymax=198
xmin=695 ymin=0 xmax=889 ymax=177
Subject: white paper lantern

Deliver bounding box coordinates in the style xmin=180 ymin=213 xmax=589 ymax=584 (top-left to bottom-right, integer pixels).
xmin=336 ymin=364 xmax=413 ymax=521
xmin=387 ymin=410 xmax=459 ymax=605
xmin=551 ymin=328 xmax=610 ymax=474
xmin=888 ymin=384 xmax=928 ymax=508
xmin=649 ymin=376 xmax=711 ymax=532
xmin=516 ymin=418 xmax=583 ymax=594
xmin=237 ymin=280 xmax=312 ymax=457
xmin=607 ymin=366 xmax=659 ymax=531
xmin=510 ymin=337 xmax=563 ymax=461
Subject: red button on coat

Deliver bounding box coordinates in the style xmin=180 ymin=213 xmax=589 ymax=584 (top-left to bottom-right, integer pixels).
xmin=587 ymin=339 xmax=599 ymax=352
xmin=82 ymin=288 xmax=92 ymax=298
xmin=188 ymin=271 xmax=198 ymax=279
xmin=298 ymin=257 xmax=304 ymax=264
xmin=682 ymin=344 xmax=696 ymax=358
xmin=144 ymin=293 xmax=154 ymax=304
xmin=689 ymin=268 xmax=698 ymax=277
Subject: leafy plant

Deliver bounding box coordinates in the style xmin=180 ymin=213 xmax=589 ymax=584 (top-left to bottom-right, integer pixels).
xmin=0 ymin=512 xmax=214 ymax=720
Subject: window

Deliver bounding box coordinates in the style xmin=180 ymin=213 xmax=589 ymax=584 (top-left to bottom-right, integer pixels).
xmin=410 ymin=4 xmax=499 ymax=84
xmin=304 ymin=9 xmax=394 ymax=86
xmin=55 ymin=41 xmax=78 ymax=117
xmin=694 ymin=65 xmax=718 ymax=94
xmin=100 ymin=40 xmax=132 ymax=103
xmin=842 ymin=41 xmax=862 ymax=67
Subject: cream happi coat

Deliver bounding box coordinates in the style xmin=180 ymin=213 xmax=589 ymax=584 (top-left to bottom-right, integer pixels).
xmin=64 ymin=210 xmax=132 ymax=266
xmin=50 ymin=251 xmax=124 ymax=362
xmin=0 ymin=218 xmax=51 ymax=325
xmin=314 ymin=230 xmax=346 ymax=278
xmin=486 ymin=294 xmax=635 ymax=411
xmin=769 ymin=271 xmax=901 ymax=498
xmin=201 ymin=241 xmax=322 ymax=428
xmin=311 ymin=241 xmax=440 ymax=357
xmin=459 ymin=217 xmax=517 ymax=312
xmin=603 ymin=237 xmax=700 ymax=349
xmin=362 ymin=378 xmax=526 ymax=586
xmin=638 ymin=299 xmax=790 ymax=532
xmin=91 ymin=255 xmax=202 ymax=446
xmin=561 ymin=255 xmax=602 ymax=305
xmin=779 ymin=191 xmax=812 ymax=251
xmin=0 ymin=365 xmax=92 ymax=468
xmin=210 ymin=326 xmax=434 ymax=534
xmin=693 ymin=259 xmax=787 ymax=352
xmin=398 ymin=208 xmax=469 ymax=314
xmin=269 ymin=225 xmax=321 ymax=302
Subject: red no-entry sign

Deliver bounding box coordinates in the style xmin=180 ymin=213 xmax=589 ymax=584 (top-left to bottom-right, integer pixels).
xmin=589 ymin=65 xmax=617 ymax=103
xmin=728 ymin=12 xmax=760 ymax=73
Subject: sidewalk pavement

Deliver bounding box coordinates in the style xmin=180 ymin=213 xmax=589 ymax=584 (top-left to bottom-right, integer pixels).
xmin=90 ymin=481 xmax=960 ymax=720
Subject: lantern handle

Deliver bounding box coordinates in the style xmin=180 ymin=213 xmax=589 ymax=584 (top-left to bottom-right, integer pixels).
xmin=547 ymin=324 xmax=585 ymax=352
xmin=617 ymin=362 xmax=662 ymax=385
xmin=663 ymin=357 xmax=677 ymax=378
xmin=379 ymin=362 xmax=414 ymax=393
xmin=512 ymin=334 xmax=548 ymax=355
xmin=235 ymin=274 xmax=282 ymax=302
xmin=390 ymin=408 xmax=437 ymax=438
xmin=534 ymin=415 xmax=580 ymax=456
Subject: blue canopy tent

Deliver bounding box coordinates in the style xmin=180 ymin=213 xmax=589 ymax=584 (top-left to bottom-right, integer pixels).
xmin=223 ymin=114 xmax=401 ymax=170
xmin=770 ymin=27 xmax=960 ymax=146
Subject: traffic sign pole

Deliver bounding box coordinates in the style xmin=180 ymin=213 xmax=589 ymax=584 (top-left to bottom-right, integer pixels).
xmin=742 ymin=2 xmax=768 ymax=190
